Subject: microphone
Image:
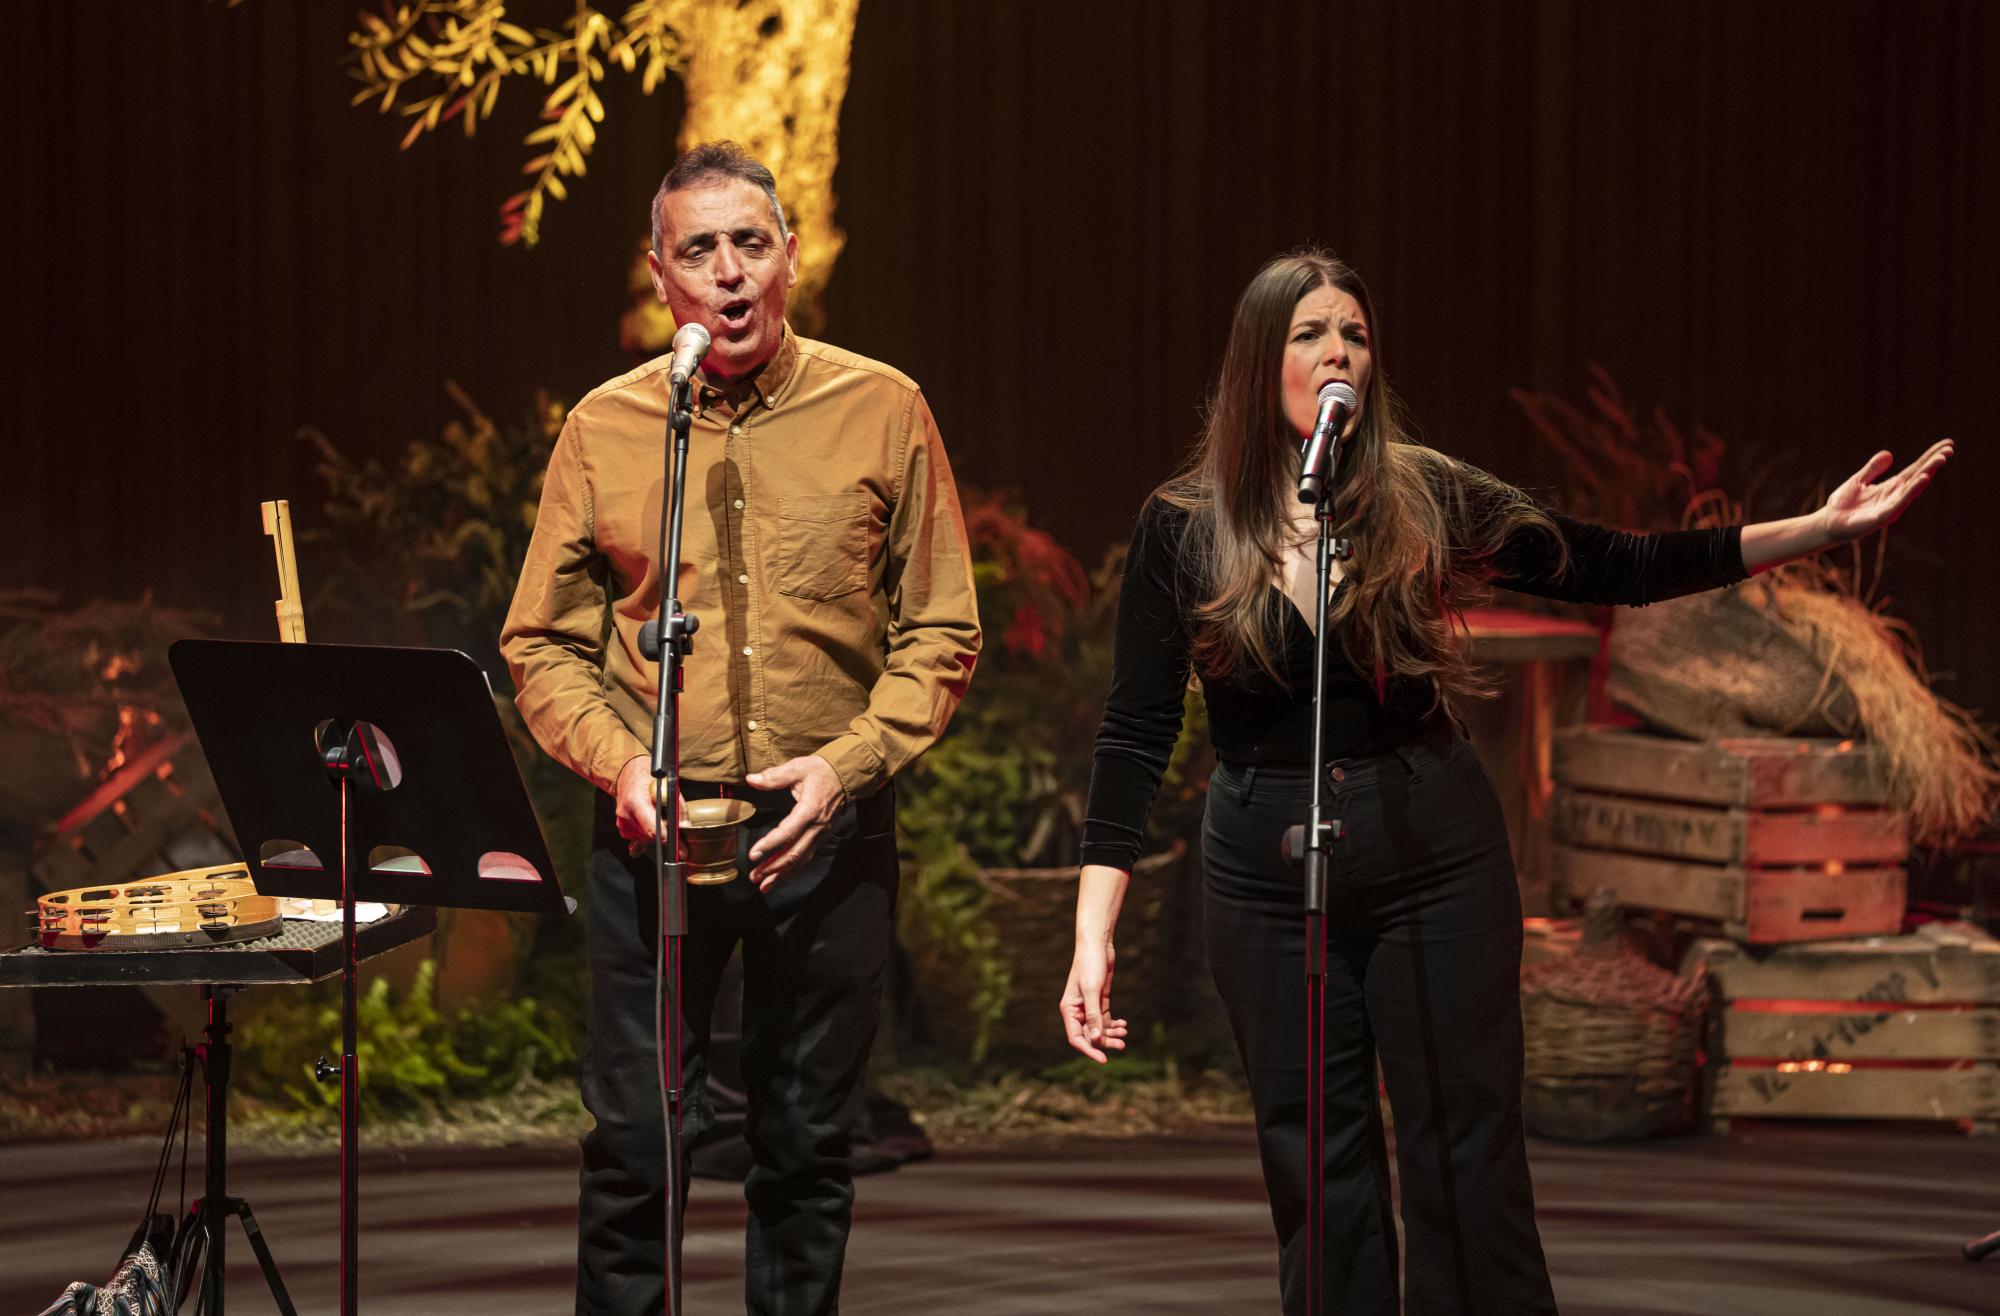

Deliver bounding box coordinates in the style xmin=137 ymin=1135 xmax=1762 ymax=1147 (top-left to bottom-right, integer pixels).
xmin=1297 ymin=381 xmax=1359 ymax=505
xmin=667 ymin=322 xmax=711 ymax=390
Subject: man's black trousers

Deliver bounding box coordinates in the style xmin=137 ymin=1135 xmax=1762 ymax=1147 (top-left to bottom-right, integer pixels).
xmin=575 ymin=781 xmax=897 ymax=1316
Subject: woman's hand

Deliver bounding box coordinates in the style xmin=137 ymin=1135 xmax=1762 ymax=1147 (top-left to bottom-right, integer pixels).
xmin=1816 ymin=439 xmax=1954 ymax=544
xmin=1060 ymin=937 xmax=1129 ymax=1063
xmin=1743 ymin=438 xmax=1954 ymax=573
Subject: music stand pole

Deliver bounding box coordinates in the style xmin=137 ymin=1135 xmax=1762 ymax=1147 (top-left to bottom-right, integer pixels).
xmin=313 ymin=721 xmax=390 ymax=1316
xmin=1287 ymin=434 xmax=1353 ymax=1315
xmin=640 ymin=375 xmax=700 ymax=1316
xmin=338 ymin=773 xmax=360 ymax=1316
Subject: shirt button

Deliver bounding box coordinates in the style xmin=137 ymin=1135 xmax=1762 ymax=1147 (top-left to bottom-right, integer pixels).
xmin=729 ymin=424 xmax=742 ymax=436
xmin=746 ymin=719 xmax=759 ymax=731
xmin=1331 ymin=765 xmax=1346 ymax=783
xmin=742 ymin=646 xmax=754 ymax=657
xmin=733 ymin=499 xmax=744 ymax=510
xmin=737 ymin=573 xmax=749 ymax=585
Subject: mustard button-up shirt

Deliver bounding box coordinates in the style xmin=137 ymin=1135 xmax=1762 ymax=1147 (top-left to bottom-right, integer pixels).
xmin=500 ymin=329 xmax=981 ymax=800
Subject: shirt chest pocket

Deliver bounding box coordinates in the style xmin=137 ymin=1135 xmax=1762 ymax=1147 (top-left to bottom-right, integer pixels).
xmin=773 ymin=493 xmax=872 ymax=601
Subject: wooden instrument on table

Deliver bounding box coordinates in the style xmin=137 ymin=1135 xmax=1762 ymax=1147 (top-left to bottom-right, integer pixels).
xmin=32 ymin=863 xmax=282 ymax=950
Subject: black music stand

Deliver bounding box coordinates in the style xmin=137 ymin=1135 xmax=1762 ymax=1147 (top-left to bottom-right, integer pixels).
xmin=169 ymin=639 xmax=572 ymax=1316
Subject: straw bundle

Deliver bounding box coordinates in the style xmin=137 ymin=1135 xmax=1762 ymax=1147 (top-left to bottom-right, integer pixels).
xmin=1609 ymin=572 xmax=2000 ymax=844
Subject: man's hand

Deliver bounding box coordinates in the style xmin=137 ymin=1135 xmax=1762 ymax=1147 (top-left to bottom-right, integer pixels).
xmin=743 ymin=754 xmax=847 ymax=890
xmin=614 ymin=755 xmax=687 ymax=850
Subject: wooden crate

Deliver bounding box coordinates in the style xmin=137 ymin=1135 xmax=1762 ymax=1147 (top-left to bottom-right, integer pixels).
xmin=1551 ymin=728 xmax=1907 ymax=944
xmin=1685 ymin=922 xmax=2000 ymax=1132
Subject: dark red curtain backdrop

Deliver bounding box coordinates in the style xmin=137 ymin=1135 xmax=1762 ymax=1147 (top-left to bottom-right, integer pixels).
xmin=5 ymin=2 xmax=1996 ymax=717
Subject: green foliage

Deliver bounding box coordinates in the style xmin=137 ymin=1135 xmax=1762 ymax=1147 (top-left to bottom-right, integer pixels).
xmin=303 ymin=382 xmax=561 ymax=665
xmin=1037 ymin=1050 xmax=1173 ymax=1097
xmin=894 ymin=494 xmax=1214 ymax=1064
xmin=233 ymin=959 xmax=580 ymax=1126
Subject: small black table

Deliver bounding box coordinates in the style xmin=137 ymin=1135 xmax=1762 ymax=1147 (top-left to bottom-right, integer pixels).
xmin=0 ymin=906 xmax=436 ymax=1315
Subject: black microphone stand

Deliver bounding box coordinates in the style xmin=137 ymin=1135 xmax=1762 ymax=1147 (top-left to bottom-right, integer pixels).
xmin=638 ymin=373 xmax=699 ymax=1316
xmin=1284 ymin=432 xmax=1352 ymax=1316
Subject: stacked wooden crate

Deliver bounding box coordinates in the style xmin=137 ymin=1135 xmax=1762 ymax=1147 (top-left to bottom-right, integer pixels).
xmin=1546 ymin=728 xmax=2000 ymax=1130
xmin=1685 ymin=923 xmax=2000 ymax=1133
xmin=1550 ymin=728 xmax=1908 ymax=945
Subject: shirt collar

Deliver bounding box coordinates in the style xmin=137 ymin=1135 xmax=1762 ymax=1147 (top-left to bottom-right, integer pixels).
xmin=694 ymin=324 xmax=798 ymax=420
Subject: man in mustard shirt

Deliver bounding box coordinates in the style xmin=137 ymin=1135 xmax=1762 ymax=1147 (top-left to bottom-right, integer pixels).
xmin=501 ymin=141 xmax=981 ymax=1315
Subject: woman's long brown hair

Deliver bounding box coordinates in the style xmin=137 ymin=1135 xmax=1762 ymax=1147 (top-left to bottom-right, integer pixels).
xmin=1160 ymin=249 xmax=1559 ymax=707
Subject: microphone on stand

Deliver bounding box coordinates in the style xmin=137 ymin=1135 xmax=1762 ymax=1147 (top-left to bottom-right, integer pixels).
xmin=1297 ymin=380 xmax=1359 ymax=505
xmin=668 ymin=322 xmax=712 ymax=390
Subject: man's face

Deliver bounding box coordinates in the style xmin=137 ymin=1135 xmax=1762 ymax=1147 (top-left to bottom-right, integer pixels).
xmin=647 ymin=178 xmax=799 ymax=381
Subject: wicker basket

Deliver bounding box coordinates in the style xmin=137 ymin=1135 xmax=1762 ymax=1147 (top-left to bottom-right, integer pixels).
xmin=1521 ymin=890 xmax=1705 ymax=1140
xmin=903 ymin=844 xmax=1186 ymax=1067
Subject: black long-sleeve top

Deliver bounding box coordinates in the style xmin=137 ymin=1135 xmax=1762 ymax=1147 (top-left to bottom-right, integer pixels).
xmin=1078 ymin=457 xmax=1748 ymax=870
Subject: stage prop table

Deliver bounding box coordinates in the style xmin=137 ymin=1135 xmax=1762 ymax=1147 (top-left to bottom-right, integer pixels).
xmin=1460 ymin=607 xmax=1602 ymax=916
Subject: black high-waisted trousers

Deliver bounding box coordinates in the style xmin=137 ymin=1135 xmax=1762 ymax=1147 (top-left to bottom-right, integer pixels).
xmin=1202 ymin=724 xmax=1558 ymax=1315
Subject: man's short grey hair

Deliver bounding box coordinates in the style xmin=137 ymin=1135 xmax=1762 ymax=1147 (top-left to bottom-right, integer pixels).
xmin=650 ymin=141 xmax=790 ymax=255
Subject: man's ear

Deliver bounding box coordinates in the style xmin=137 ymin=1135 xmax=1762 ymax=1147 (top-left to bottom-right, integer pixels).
xmin=784 ymin=230 xmax=800 ymax=289
xmin=646 ymin=247 xmax=670 ymax=303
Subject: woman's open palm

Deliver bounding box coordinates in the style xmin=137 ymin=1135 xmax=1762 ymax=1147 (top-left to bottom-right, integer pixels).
xmin=1818 ymin=439 xmax=1953 ymax=542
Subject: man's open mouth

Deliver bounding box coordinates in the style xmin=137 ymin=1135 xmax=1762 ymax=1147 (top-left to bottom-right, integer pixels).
xmin=718 ymin=299 xmax=754 ymax=330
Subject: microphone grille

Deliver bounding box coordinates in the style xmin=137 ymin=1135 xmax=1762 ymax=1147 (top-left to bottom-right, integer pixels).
xmin=1318 ymin=380 xmax=1359 ymax=409
xmin=674 ymin=322 xmax=712 ymax=353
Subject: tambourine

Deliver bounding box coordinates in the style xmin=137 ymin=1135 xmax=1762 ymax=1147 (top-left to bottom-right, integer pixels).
xmin=31 ymin=862 xmax=283 ymax=951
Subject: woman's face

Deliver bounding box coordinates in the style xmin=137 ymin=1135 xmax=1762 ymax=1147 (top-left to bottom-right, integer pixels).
xmin=1280 ymin=283 xmax=1373 ymax=441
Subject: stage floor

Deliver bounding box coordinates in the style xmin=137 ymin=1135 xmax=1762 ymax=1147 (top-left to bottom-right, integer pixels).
xmin=3 ymin=1124 xmax=1995 ymax=1313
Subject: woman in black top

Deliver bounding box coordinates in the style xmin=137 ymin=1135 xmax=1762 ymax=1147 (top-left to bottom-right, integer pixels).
xmin=1060 ymin=249 xmax=1951 ymax=1315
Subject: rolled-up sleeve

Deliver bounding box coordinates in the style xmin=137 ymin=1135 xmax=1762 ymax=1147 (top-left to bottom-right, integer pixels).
xmin=500 ymin=413 xmax=646 ymax=796
xmin=816 ymin=390 xmax=982 ymax=799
